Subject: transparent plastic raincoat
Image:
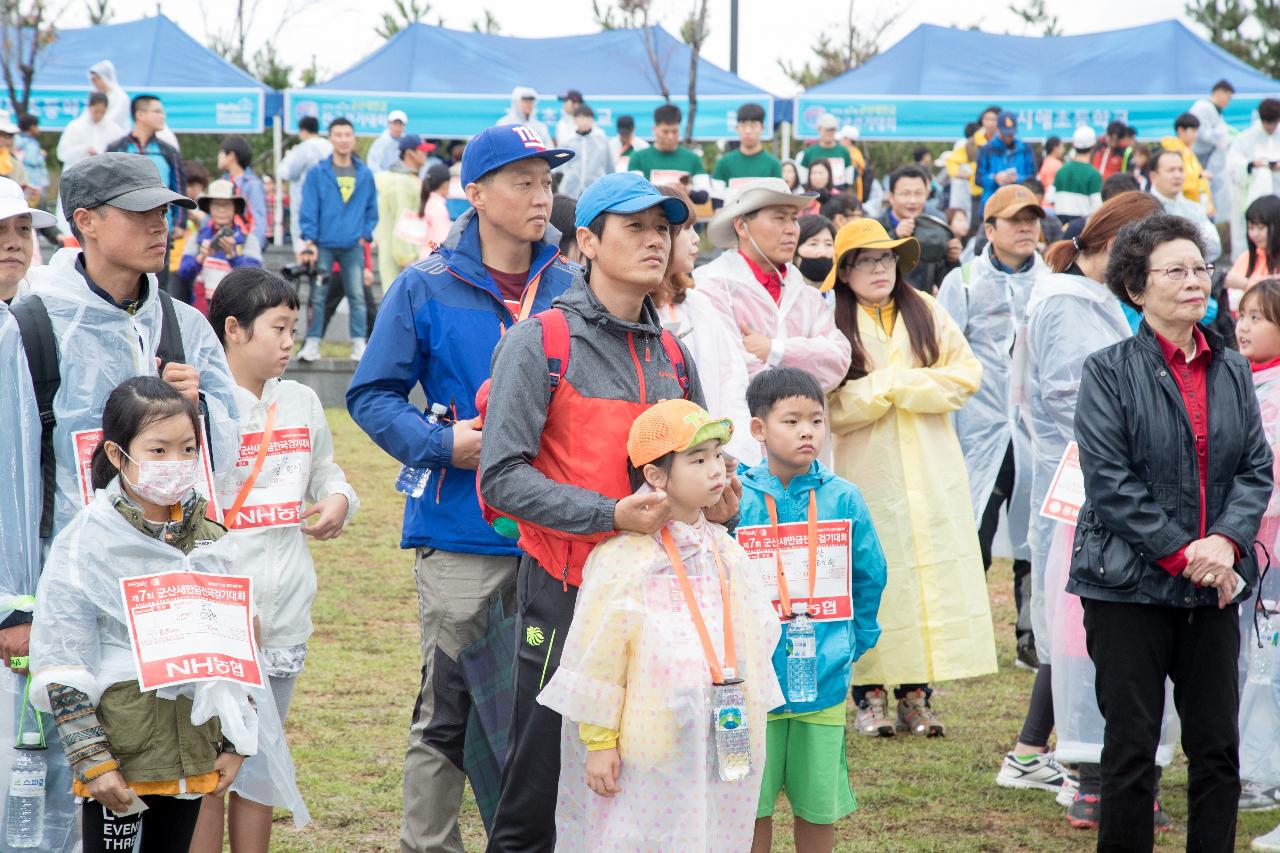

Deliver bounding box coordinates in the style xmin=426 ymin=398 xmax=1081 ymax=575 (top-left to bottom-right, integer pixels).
xmin=28 ymin=482 xmax=308 ymax=823
xmin=0 ymin=248 xmax=239 ymax=849
xmin=937 ymin=249 xmax=1045 ymax=558
xmin=828 ymin=292 xmax=998 ymax=685
xmin=1020 ymin=272 xmax=1178 ymax=764
xmin=1238 ymin=361 xmax=1280 ymax=785
xmin=538 ymin=518 xmax=782 ymax=853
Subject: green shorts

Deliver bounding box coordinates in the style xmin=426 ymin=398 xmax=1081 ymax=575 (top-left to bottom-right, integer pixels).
xmin=756 ymin=716 xmax=857 ymax=824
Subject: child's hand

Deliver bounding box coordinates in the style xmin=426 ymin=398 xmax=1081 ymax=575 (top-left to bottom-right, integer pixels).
xmin=586 ymin=748 xmax=621 ymax=797
xmin=301 ymin=494 xmax=349 ymax=540
xmin=87 ymin=769 xmax=133 ymax=814
xmin=211 ymin=751 xmax=245 ymax=796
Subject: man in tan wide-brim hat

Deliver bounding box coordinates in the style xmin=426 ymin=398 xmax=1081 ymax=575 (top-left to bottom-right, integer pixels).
xmin=693 ymin=178 xmax=852 ymax=392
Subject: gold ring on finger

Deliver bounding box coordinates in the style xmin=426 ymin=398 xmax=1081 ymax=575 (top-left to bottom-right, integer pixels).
xmin=1204 ymin=573 xmax=1216 ymax=584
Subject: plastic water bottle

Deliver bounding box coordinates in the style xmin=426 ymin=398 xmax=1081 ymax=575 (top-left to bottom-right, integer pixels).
xmin=395 ymin=403 xmax=450 ymax=499
xmin=1249 ymin=615 xmax=1279 ymax=685
xmin=786 ymin=603 xmax=818 ymax=704
xmin=5 ymin=733 xmax=46 ymax=848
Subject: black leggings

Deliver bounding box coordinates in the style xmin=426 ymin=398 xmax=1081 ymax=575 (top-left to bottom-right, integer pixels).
xmin=81 ymin=795 xmax=203 ymax=852
xmin=1017 ymin=663 xmax=1054 ymax=748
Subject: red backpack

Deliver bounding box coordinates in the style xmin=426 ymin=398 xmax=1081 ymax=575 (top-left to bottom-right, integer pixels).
xmin=475 ymin=307 xmax=689 ymax=544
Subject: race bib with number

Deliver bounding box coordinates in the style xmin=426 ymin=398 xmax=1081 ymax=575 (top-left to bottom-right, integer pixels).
xmin=71 ymin=424 xmax=221 ymax=522
xmin=1040 ymin=441 xmax=1084 ymax=524
xmin=736 ymin=520 xmax=853 ymax=621
xmin=120 ymin=571 xmax=263 ymax=691
xmin=218 ymin=426 xmax=312 ymax=530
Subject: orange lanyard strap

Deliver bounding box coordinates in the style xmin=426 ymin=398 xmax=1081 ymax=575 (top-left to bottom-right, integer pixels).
xmin=225 ymin=403 xmax=277 ymax=529
xmin=764 ymin=492 xmax=819 ymax=618
xmin=660 ymin=527 xmax=737 ymax=684
xmin=516 ymin=273 xmax=543 ymax=323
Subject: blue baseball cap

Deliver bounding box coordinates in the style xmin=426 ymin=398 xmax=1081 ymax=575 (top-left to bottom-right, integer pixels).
xmin=460 ymin=124 xmax=574 ymax=186
xmin=574 ymin=172 xmax=690 ymax=229
xmin=997 ymin=110 xmax=1018 ymax=135
xmin=398 ymin=133 xmax=435 ymax=154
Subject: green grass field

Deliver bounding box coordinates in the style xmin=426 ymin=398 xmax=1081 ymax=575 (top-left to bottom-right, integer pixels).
xmin=265 ymin=409 xmax=1279 ymax=851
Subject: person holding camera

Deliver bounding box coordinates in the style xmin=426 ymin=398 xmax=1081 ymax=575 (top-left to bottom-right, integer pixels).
xmin=177 ymin=179 xmax=262 ymax=314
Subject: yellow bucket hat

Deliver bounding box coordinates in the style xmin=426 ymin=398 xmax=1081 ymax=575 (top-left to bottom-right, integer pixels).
xmin=821 ymin=218 xmax=920 ymax=292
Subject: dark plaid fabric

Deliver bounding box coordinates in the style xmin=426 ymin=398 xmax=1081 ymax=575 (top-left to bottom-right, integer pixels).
xmin=460 ymin=586 xmax=517 ymax=830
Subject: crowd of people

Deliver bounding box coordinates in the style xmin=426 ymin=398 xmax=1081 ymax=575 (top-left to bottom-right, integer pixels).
xmin=1 ymin=58 xmax=1280 ymax=853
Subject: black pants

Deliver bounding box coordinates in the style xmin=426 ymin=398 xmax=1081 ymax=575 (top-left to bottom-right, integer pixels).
xmin=81 ymin=795 xmax=202 ymax=852
xmin=1017 ymin=663 xmax=1054 ymax=747
xmin=485 ymin=557 xmax=578 ymax=853
xmin=978 ymin=442 xmax=1033 ymax=649
xmin=1083 ymin=598 xmax=1241 ymax=853
xmin=320 ymin=270 xmax=379 ymax=339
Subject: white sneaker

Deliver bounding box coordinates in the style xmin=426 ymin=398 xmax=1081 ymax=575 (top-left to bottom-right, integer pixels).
xmin=1253 ymin=823 xmax=1280 ymax=851
xmin=1243 ymin=780 xmax=1280 ymax=812
xmin=995 ymin=751 xmax=1078 ymax=796
xmin=299 ymin=338 xmax=322 ymax=362
xmin=350 ymin=338 xmax=366 ymax=361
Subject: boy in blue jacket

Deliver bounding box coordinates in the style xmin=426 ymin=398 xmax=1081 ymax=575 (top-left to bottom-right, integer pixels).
xmin=736 ymin=367 xmax=886 ymax=853
xmin=346 ymin=123 xmax=576 ymax=853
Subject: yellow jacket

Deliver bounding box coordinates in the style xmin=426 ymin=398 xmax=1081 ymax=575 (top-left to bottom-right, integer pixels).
xmin=1161 ymin=136 xmax=1214 ymax=218
xmin=946 ymin=130 xmax=988 ymax=199
xmin=828 ymin=293 xmax=998 ymax=684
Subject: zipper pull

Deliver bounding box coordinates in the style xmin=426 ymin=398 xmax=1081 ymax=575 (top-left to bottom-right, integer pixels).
xmin=645 ymin=339 xmax=651 ymax=362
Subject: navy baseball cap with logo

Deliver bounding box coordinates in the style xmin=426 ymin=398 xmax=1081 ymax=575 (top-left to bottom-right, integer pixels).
xmin=997 ymin=110 xmax=1019 ymax=135
xmin=460 ymin=124 xmax=574 ymax=186
xmin=574 ymin=172 xmax=689 ymax=229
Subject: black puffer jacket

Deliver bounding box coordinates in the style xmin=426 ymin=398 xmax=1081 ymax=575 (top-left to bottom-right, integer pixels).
xmin=1068 ymin=321 xmax=1273 ymax=607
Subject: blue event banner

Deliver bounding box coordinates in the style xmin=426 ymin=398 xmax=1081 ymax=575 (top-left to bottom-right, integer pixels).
xmin=0 ymin=87 xmax=264 ymax=133
xmin=793 ymin=95 xmax=1274 ymax=141
xmin=284 ymin=90 xmax=773 ymax=141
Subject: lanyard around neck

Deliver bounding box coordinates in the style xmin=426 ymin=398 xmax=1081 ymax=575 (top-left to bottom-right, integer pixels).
xmin=660 ymin=527 xmax=737 ymax=684
xmin=764 ymin=491 xmax=818 ymax=618
xmin=224 ymin=403 xmax=277 ymax=529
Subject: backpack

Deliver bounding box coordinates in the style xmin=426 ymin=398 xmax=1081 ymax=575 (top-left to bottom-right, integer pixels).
xmin=475 ymin=307 xmax=690 ymax=537
xmin=11 ymin=290 xmax=187 ymax=538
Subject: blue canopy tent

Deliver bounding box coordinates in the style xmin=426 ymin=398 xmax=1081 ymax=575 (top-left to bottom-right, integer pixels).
xmin=285 ymin=23 xmax=773 ymax=140
xmin=795 ymin=20 xmax=1280 ymax=140
xmin=11 ymin=15 xmax=276 ymax=133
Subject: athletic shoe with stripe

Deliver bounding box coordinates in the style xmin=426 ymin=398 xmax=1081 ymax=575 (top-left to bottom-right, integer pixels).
xmin=995 ymin=751 xmax=1078 ymax=796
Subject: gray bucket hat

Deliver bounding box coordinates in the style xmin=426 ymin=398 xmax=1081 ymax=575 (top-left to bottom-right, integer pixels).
xmin=60 ymin=152 xmax=196 ymax=217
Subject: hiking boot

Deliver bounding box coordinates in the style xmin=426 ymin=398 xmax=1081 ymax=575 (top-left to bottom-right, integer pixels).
xmin=896 ymin=689 xmax=944 ymax=737
xmin=1243 ymin=780 xmax=1280 ymax=812
xmin=1015 ymin=641 xmax=1039 ymax=671
xmin=1153 ymin=799 xmax=1171 ymax=833
xmin=996 ymin=751 xmax=1077 ymax=796
xmin=854 ymin=688 xmax=895 ymax=737
xmin=1066 ymin=792 xmax=1100 ymax=829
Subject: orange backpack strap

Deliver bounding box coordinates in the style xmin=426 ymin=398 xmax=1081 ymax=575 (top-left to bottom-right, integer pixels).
xmin=658 ymin=329 xmax=690 ymax=399
xmin=537 ymin=308 xmax=571 ymax=395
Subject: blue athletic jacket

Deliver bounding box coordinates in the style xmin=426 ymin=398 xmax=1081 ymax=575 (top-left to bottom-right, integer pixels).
xmin=299 ymin=155 xmax=378 ymax=248
xmin=347 ymin=210 xmax=582 ymax=554
xmin=737 ymin=460 xmax=887 ymax=715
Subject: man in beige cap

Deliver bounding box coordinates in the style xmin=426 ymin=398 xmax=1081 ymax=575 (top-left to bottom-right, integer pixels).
xmin=937 ymin=182 xmax=1046 ymax=674
xmin=693 ymin=178 xmax=851 ymax=392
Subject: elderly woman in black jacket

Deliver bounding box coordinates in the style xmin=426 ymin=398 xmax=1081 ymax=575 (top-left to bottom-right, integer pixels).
xmin=1071 ymin=213 xmax=1273 ymax=852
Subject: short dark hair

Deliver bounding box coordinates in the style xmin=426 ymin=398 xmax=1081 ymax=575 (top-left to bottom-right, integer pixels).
xmin=89 ymin=376 xmax=201 ymax=492
xmin=820 ymin=194 xmax=860 ymax=220
xmin=888 ymin=165 xmax=930 ymax=193
xmin=616 ymin=114 xmax=635 ymax=133
xmin=1261 ymin=99 xmax=1280 ymax=124
xmin=912 ymin=146 xmax=931 ymax=163
xmin=1105 ymin=120 xmax=1127 ymax=138
xmin=1020 ymin=177 xmax=1045 ymax=197
xmin=1174 ymin=112 xmax=1200 ymax=131
xmin=550 ymin=194 xmax=578 ymax=256
xmin=574 ymin=103 xmax=595 ymax=119
xmin=1151 ymin=147 xmax=1184 ymax=172
xmin=746 ymin=367 xmax=825 ymax=418
xmin=963 ymin=121 xmax=979 ymax=138
xmin=298 ymin=115 xmax=320 ymax=134
xmin=1213 ymin=78 xmax=1235 ymax=94
xmin=219 ymin=135 xmax=253 ymax=169
xmin=981 ymin=105 xmax=1002 ymax=119
xmin=653 ymin=104 xmax=682 ymax=126
xmin=737 ymin=102 xmax=765 ymax=124
xmin=207 ymin=268 xmax=301 ymax=346
xmin=130 ymin=94 xmax=161 ymax=120
xmin=1105 ymin=213 xmax=1205 ymax=309
xmin=88 ymin=91 xmax=108 ymax=108
xmin=328 ymin=116 xmax=353 ymax=132
xmin=183 ymin=160 xmax=210 ymax=189
xmin=1121 ymin=125 xmax=1138 ymax=141
xmin=1043 ymin=135 xmax=1062 ymax=156
xmin=1101 ymin=172 xmax=1140 ymax=201
xmin=17 ymin=114 xmax=36 ymax=132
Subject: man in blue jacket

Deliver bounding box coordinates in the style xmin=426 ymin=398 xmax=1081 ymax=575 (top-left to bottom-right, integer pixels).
xmin=299 ymin=116 xmax=378 ymax=362
xmin=976 ymin=111 xmax=1036 ymax=209
xmin=346 ymin=123 xmax=575 ymax=853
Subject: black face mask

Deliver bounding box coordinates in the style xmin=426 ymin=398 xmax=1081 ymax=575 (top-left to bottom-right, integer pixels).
xmin=797 ymin=255 xmax=833 ymax=283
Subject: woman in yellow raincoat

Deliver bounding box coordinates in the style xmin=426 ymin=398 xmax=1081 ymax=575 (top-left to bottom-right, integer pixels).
xmin=821 ymin=218 xmax=997 ymax=739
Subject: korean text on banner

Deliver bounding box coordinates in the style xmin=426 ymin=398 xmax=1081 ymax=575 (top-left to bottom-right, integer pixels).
xmin=1040 ymin=440 xmax=1084 ymax=524
xmin=120 ymin=571 xmax=263 ymax=692
xmin=71 ymin=425 xmax=222 ymax=522
xmin=736 ymin=520 xmax=853 ymax=621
